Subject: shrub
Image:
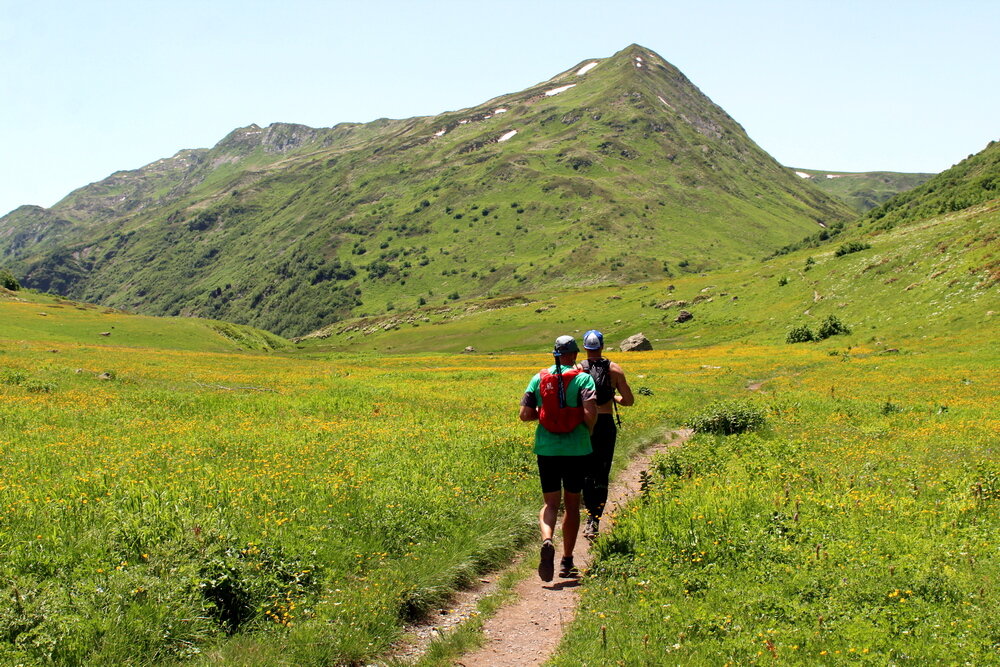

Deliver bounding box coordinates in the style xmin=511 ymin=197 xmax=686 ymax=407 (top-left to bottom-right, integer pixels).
xmin=880 ymin=399 xmax=903 ymax=415
xmin=817 ymin=314 xmax=851 ymax=339
xmin=835 ymin=241 xmax=871 ymax=257
xmin=685 ymin=400 xmax=766 ymax=435
xmin=786 ymin=325 xmax=815 ymax=343
xmin=778 ymin=276 xmax=789 ymax=286
xmin=1 ymin=369 xmax=27 ymax=385
xmin=0 ymin=268 xmax=19 ymax=291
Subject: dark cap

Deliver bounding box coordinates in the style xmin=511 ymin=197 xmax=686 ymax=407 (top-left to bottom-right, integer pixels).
xmin=553 ymin=335 xmax=579 ymax=355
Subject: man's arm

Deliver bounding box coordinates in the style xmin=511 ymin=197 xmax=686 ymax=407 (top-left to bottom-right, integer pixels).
xmin=582 ymin=395 xmax=598 ymax=430
xmin=611 ymin=362 xmax=635 ymax=406
xmin=579 ymin=383 xmax=598 ymax=430
xmin=519 ymin=392 xmax=539 ymax=422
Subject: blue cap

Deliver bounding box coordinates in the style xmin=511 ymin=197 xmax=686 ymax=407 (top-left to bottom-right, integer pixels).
xmin=583 ymin=330 xmax=604 ymax=350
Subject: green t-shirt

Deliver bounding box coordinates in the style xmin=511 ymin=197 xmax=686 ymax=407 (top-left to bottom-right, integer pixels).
xmin=524 ymin=365 xmax=596 ymax=456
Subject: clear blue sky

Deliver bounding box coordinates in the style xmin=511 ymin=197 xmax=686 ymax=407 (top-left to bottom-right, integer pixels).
xmin=2 ymin=0 xmax=998 ymax=216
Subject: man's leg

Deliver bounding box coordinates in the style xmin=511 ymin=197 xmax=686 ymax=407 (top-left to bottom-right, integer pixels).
xmin=561 ymin=491 xmax=581 ymax=557
xmin=584 ymin=417 xmax=616 ymax=520
xmin=538 ymin=490 xmax=561 ymax=581
xmin=539 ymin=490 xmax=562 ymax=542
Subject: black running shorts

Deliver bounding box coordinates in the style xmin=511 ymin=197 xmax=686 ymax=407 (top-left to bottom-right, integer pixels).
xmin=537 ymin=455 xmax=586 ymax=494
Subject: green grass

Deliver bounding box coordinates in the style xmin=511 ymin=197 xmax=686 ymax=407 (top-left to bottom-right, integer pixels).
xmin=297 ymin=199 xmax=998 ymax=355
xmin=553 ymin=330 xmax=999 ymax=664
xmin=1 ymin=236 xmax=997 ymax=663
xmin=0 ymin=290 xmax=287 ymax=352
xmin=0 ymin=295 xmax=682 ymax=663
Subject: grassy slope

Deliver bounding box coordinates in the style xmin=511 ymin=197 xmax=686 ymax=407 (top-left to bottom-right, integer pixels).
xmin=789 ymin=168 xmax=934 ymax=213
xmin=0 ymin=288 xmax=288 ymax=352
xmin=863 ymin=139 xmax=1000 ymax=228
xmin=295 ymin=199 xmax=998 ymax=355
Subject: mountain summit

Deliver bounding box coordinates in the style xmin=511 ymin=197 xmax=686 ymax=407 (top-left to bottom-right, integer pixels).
xmin=0 ymin=44 xmax=852 ymax=336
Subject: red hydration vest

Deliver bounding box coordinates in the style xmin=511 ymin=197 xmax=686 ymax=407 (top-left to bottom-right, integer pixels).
xmin=538 ymin=368 xmax=584 ymax=433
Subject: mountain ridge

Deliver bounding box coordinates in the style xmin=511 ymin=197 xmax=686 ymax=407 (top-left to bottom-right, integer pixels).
xmin=1 ymin=44 xmax=855 ymax=336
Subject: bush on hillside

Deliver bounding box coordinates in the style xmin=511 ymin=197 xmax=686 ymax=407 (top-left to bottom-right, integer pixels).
xmin=770 ymin=221 xmax=846 ymax=257
xmin=685 ymin=400 xmax=767 ymax=435
xmin=817 ymin=314 xmax=851 ymax=339
xmin=0 ymin=268 xmax=20 ymax=291
xmin=786 ymin=325 xmax=815 ymax=343
xmin=835 ymin=241 xmax=872 ymax=257
xmin=787 ymin=316 xmax=850 ymax=344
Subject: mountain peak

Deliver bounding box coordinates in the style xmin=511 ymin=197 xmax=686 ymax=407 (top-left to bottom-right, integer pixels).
xmin=0 ymin=43 xmax=855 ymax=336
xmin=213 ymin=122 xmax=324 ymax=156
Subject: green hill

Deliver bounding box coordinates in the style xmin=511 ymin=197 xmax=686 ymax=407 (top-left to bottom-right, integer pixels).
xmin=0 ymin=287 xmax=288 ymax=352
xmin=788 ymin=167 xmax=933 ymax=213
xmin=295 ymin=139 xmax=1000 ymax=355
xmin=294 ymin=200 xmax=996 ymax=355
xmin=863 ymin=139 xmax=1000 ymax=228
xmin=0 ymin=44 xmax=852 ymax=337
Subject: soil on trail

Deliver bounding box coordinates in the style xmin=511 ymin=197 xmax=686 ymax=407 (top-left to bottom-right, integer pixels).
xmin=425 ymin=429 xmax=692 ymax=667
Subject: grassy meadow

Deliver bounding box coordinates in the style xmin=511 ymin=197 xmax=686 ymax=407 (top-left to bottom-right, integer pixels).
xmin=2 ymin=293 xmax=695 ymax=665
xmin=556 ymin=330 xmax=1000 ymax=665
xmin=1 ymin=196 xmax=996 ymax=664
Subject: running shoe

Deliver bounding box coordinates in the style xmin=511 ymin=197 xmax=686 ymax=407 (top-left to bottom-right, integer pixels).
xmin=583 ymin=516 xmax=600 ymax=540
xmin=538 ymin=539 xmax=555 ymax=582
xmin=559 ymin=556 xmax=578 ymax=578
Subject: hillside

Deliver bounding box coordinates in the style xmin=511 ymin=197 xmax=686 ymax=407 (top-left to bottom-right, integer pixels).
xmin=295 ymin=136 xmax=999 ymax=355
xmin=863 ymin=139 xmax=1000 ymax=228
xmin=295 ymin=203 xmax=997 ymax=355
xmin=0 ymin=287 xmax=287 ymax=352
xmin=788 ymin=167 xmax=933 ymax=212
xmin=0 ymin=44 xmax=852 ymax=337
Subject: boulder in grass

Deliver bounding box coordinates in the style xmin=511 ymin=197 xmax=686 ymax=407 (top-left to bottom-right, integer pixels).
xmin=620 ymin=333 xmax=652 ymax=352
xmin=675 ymin=310 xmax=693 ymax=323
xmin=463 ymin=346 xmax=476 ymax=354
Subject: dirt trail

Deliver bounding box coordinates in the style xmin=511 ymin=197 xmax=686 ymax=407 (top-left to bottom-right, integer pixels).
xmin=441 ymin=428 xmax=693 ymax=667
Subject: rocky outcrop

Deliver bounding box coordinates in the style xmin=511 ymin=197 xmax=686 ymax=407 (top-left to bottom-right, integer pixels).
xmin=619 ymin=333 xmax=652 ymax=352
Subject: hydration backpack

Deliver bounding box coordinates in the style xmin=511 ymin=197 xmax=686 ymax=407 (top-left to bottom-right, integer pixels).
xmin=582 ymin=358 xmax=615 ymax=404
xmin=538 ymin=367 xmax=585 ymax=433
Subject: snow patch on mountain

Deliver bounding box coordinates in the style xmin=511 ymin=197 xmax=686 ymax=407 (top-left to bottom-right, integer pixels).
xmin=657 ymin=95 xmax=675 ymax=110
xmin=795 ymin=171 xmax=812 ymax=179
xmin=497 ymin=130 xmax=517 ymax=143
xmin=635 ymin=55 xmax=644 ymax=68
xmin=576 ymin=61 xmax=598 ymax=75
xmin=545 ymin=84 xmax=576 ymax=96
xmin=494 ymin=108 xmax=508 ymax=114
xmin=434 ymin=129 xmax=446 ymax=137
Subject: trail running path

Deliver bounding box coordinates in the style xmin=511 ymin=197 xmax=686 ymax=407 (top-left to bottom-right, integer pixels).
xmin=451 ymin=428 xmax=694 ymax=667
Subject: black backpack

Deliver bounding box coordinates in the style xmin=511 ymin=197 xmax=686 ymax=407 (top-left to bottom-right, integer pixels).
xmin=581 ymin=358 xmax=614 ymax=404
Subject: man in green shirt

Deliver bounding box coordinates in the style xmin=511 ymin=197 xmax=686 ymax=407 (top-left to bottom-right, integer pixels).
xmin=520 ymin=335 xmax=597 ymax=581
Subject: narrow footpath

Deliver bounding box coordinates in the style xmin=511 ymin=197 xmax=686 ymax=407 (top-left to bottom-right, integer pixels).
xmin=450 ymin=428 xmax=693 ymax=666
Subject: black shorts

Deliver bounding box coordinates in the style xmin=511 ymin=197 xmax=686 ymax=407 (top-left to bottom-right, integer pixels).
xmin=537 ymin=455 xmax=586 ymax=494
